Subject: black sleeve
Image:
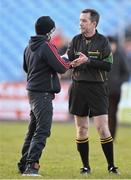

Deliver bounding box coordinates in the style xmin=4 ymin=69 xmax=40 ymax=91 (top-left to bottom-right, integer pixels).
xmin=23 ymin=47 xmax=28 ymax=73
xmin=43 ymin=42 xmax=71 ymax=74
xmin=67 ymin=38 xmax=75 ymax=61
xmin=87 ymin=58 xmax=112 ymax=72
xmin=101 ymin=37 xmax=112 ymax=59
xmin=86 ymin=37 xmax=113 ymax=72
xmin=119 ymin=49 xmax=130 ymax=83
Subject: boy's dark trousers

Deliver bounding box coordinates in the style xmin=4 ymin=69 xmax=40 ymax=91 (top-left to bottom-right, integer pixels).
xmin=18 ymin=91 xmax=54 ymax=170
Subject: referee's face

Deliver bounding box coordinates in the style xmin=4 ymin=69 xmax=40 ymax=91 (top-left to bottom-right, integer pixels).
xmin=80 ymin=13 xmax=96 ymax=35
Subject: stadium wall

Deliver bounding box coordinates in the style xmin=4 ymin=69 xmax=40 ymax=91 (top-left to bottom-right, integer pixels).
xmin=0 ymin=81 xmax=71 ymax=121
xmin=0 ymin=81 xmax=131 ymax=123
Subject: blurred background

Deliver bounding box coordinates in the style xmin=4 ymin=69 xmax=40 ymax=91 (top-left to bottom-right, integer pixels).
xmin=0 ymin=0 xmax=131 ymax=124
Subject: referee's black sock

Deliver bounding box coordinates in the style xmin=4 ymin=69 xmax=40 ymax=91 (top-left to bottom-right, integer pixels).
xmin=76 ymin=137 xmax=90 ymax=168
xmin=100 ymin=136 xmax=114 ymax=167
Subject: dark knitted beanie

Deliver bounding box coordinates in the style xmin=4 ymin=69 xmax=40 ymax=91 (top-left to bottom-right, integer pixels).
xmin=35 ymin=16 xmax=55 ymax=35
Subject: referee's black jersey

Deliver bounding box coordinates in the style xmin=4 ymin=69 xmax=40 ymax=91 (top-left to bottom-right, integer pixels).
xmin=67 ymin=30 xmax=113 ymax=82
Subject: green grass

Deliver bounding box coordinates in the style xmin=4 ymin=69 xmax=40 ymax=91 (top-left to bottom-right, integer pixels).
xmin=118 ymin=107 xmax=131 ymax=123
xmin=0 ymin=121 xmax=131 ymax=179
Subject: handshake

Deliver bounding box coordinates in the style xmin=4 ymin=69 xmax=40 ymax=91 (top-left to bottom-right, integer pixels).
xmin=70 ymin=52 xmax=90 ymax=67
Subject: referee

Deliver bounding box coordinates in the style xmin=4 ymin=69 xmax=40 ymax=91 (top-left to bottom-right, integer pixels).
xmin=67 ymin=9 xmax=119 ymax=174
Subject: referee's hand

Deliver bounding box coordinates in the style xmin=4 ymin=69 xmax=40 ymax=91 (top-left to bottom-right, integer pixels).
xmin=71 ymin=52 xmax=89 ymax=67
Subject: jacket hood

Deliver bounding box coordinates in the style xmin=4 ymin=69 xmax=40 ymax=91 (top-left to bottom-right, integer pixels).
xmin=29 ymin=35 xmax=49 ymax=51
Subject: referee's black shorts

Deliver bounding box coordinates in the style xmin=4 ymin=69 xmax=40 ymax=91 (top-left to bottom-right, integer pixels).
xmin=69 ymin=81 xmax=109 ymax=117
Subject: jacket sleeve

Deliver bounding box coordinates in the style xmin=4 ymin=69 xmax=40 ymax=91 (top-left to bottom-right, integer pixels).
xmin=118 ymin=49 xmax=130 ymax=84
xmin=67 ymin=38 xmax=76 ymax=61
xmin=43 ymin=42 xmax=71 ymax=73
xmin=87 ymin=53 xmax=113 ymax=72
xmin=86 ymin=38 xmax=113 ymax=72
xmin=87 ymin=60 xmax=112 ymax=72
xmin=23 ymin=47 xmax=28 ymax=73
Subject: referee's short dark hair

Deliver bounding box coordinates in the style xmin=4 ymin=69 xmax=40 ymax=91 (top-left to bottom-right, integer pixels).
xmin=81 ymin=9 xmax=100 ymax=27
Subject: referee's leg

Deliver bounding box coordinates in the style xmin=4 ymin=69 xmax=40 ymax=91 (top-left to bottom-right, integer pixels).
xmin=75 ymin=115 xmax=91 ymax=172
xmin=94 ymin=115 xmax=117 ymax=171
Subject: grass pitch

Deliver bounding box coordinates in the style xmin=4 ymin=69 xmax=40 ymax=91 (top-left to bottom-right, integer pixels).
xmin=0 ymin=121 xmax=131 ymax=179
